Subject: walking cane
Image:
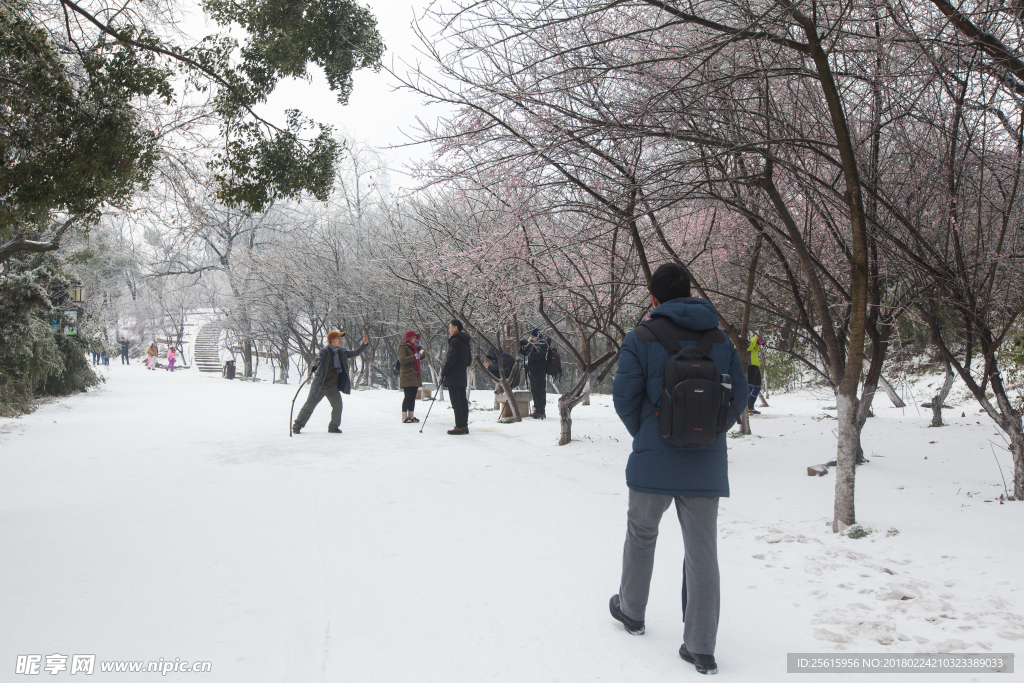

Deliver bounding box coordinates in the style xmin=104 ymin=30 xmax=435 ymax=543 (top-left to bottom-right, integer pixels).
xmin=419 ymin=380 xmax=445 ymax=434
xmin=289 ymin=374 xmax=313 ymax=436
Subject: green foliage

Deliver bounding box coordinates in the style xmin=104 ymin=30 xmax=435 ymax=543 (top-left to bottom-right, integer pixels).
xmin=762 ymin=348 xmax=800 ymax=393
xmin=4 ymin=0 xmax=384 ymax=244
xmin=195 ymin=0 xmax=385 ymax=211
xmin=0 ymin=4 xmax=164 ymax=240
xmin=0 ymin=261 xmax=100 ymax=417
xmin=39 ymin=331 xmax=101 ymax=398
xmin=1000 ymin=329 xmax=1024 ymax=410
xmin=215 ymin=111 xmax=340 ymax=210
xmin=203 ymin=0 xmax=384 ymax=106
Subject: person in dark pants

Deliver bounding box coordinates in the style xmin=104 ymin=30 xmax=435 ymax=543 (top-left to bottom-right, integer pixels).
xmin=609 ymin=263 xmax=747 ymax=676
xmin=293 ymin=330 xmax=369 ymax=434
xmin=746 ymin=333 xmax=764 ymax=415
xmin=92 ymin=350 xmax=100 ymax=365
xmin=441 ymin=320 xmax=472 ymax=435
xmin=119 ymin=339 xmax=130 ymax=364
xmin=101 ymin=350 xmax=109 ymax=366
xmin=398 ymin=330 xmax=423 ymax=423
xmin=519 ymin=328 xmax=550 ymax=418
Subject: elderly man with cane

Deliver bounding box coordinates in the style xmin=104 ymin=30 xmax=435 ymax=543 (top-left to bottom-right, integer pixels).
xmin=292 ymin=330 xmax=369 ymax=434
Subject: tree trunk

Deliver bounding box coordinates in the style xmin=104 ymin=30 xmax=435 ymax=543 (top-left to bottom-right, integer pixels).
xmin=833 ymin=393 xmax=860 ymax=530
xmin=487 ymin=353 xmax=522 ymax=422
xmin=878 ymin=373 xmax=905 ymax=408
xmin=738 ymin=410 xmax=751 ymax=435
xmin=930 ymin=362 xmax=955 ymax=427
xmin=791 ymin=7 xmax=871 ymax=533
xmin=1011 ymin=430 xmax=1024 ymax=501
xmin=557 ymin=371 xmax=591 ymax=446
xmin=242 ymin=339 xmax=253 ymax=377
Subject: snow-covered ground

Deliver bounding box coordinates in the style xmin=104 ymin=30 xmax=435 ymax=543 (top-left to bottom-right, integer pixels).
xmin=1 ymin=364 xmax=1021 ymax=681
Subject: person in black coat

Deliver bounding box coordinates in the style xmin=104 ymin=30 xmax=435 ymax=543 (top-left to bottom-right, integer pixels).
xmin=519 ymin=328 xmax=550 ymax=418
xmin=441 ymin=320 xmax=472 ymax=435
xmin=485 ymin=348 xmax=520 ymax=389
xmin=293 ymin=330 xmax=369 ymax=434
xmin=119 ymin=338 xmax=130 ymax=364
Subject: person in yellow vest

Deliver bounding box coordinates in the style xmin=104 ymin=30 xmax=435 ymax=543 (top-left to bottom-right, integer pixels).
xmin=747 ymin=334 xmax=764 ymax=414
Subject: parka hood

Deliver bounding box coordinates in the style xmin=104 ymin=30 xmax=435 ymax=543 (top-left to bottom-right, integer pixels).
xmin=649 ymin=297 xmax=720 ymax=331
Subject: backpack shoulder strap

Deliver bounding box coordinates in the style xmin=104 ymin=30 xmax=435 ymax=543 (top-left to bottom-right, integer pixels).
xmin=638 ymin=318 xmax=683 ymax=356
xmin=696 ymin=328 xmax=721 ymax=356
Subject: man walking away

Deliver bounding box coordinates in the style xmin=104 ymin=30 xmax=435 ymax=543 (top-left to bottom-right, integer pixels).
xmin=518 ymin=328 xmax=549 ymax=418
xmin=292 ymin=331 xmax=369 ymax=434
xmin=442 ymin=320 xmax=472 ymax=435
xmin=746 ymin=333 xmax=764 ymax=415
xmin=609 ymin=263 xmax=747 ymax=676
xmin=119 ymin=338 xmax=130 ymax=365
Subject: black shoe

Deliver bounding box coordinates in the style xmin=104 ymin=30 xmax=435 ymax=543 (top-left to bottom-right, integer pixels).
xmin=292 ymin=425 xmax=302 ymax=434
xmin=328 ymin=427 xmax=342 ymax=433
xmin=608 ymin=595 xmax=645 ymax=635
xmin=749 ymin=409 xmax=761 ymax=415
xmin=679 ymin=644 xmax=718 ymax=675
xmin=531 ymin=412 xmax=546 ymax=420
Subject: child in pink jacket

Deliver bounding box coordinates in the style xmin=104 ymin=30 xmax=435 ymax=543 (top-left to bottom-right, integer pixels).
xmin=166 ymin=347 xmax=177 ymax=372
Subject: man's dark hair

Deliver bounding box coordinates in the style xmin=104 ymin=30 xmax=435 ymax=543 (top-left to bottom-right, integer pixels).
xmin=451 ymin=319 xmax=465 ymax=332
xmin=649 ymin=263 xmax=692 ymax=303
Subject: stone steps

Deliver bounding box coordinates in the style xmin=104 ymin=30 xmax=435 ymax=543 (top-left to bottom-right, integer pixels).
xmin=193 ymin=323 xmax=225 ymax=373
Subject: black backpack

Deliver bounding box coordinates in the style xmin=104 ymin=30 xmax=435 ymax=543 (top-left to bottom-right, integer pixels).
xmin=545 ymin=343 xmax=562 ymax=378
xmin=640 ymin=319 xmax=740 ymax=447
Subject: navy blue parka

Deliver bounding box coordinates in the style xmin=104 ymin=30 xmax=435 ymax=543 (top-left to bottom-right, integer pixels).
xmin=612 ymin=297 xmax=748 ymax=498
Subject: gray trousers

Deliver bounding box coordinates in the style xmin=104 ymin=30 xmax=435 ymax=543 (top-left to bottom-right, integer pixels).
xmin=294 ymin=386 xmax=342 ymax=429
xmin=619 ymin=490 xmax=720 ymax=655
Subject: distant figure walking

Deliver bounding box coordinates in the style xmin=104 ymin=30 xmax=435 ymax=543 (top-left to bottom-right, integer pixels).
xmin=92 ymin=350 xmax=100 ymax=365
xmin=746 ymin=334 xmax=764 ymax=415
xmin=398 ymin=330 xmax=423 ymax=423
xmin=166 ymin=346 xmax=177 ymax=372
xmin=146 ymin=343 xmax=159 ymax=370
xmin=119 ymin=338 xmax=130 ymax=364
xmin=101 ymin=350 xmax=109 ymax=366
xmin=292 ymin=331 xmax=369 ymax=434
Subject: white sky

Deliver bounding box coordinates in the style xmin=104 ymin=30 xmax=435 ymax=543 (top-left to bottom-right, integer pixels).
xmin=185 ymin=0 xmax=453 ymax=191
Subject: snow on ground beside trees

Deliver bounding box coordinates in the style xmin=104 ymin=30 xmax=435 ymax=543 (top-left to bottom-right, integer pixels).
xmin=1 ymin=364 xmax=1021 ymax=681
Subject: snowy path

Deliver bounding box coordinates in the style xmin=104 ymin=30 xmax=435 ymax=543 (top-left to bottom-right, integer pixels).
xmin=1 ymin=365 xmax=1021 ymax=681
